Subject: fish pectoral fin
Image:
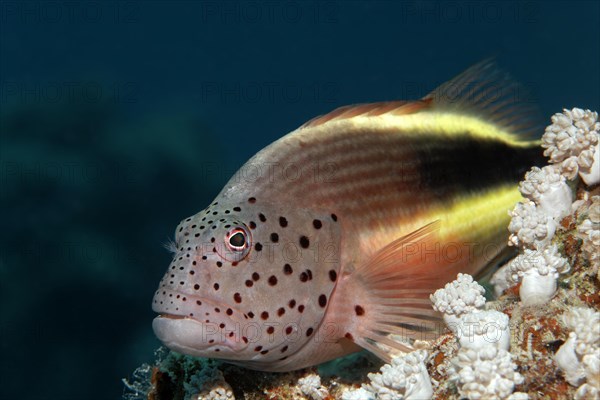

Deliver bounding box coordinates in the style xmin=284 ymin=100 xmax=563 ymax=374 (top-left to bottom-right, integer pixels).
xmin=344 ymin=221 xmax=447 ymax=362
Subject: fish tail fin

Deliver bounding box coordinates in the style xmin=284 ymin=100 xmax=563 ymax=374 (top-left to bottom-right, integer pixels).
xmin=342 ymin=222 xmax=453 ymax=362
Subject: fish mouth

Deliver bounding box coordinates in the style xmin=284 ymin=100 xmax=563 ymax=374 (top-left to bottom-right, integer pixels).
xmin=152 ymin=291 xmax=249 ymax=355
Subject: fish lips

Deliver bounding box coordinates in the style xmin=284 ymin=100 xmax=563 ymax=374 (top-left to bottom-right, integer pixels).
xmin=153 ymin=314 xmax=249 ymax=356
xmin=152 ymin=292 xmax=249 ymax=355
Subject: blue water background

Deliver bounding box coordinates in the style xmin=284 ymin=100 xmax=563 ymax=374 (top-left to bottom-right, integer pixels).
xmin=0 ymin=1 xmax=598 ymax=399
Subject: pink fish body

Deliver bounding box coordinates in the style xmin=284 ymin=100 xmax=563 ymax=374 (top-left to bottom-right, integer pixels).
xmin=152 ymin=62 xmax=542 ymax=371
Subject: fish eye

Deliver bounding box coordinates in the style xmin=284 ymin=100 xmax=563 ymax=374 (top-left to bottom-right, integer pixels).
xmin=227 ymin=229 xmax=247 ymax=250
xmin=220 ymin=225 xmax=252 ymax=262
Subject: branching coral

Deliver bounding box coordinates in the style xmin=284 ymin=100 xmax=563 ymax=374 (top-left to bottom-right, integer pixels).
xmin=541 ymin=108 xmax=600 ymax=185
xmin=448 ymin=347 xmax=526 ymax=400
xmin=342 ymin=350 xmax=433 ymax=400
xmin=430 ymin=273 xmax=486 ymax=331
xmin=507 ymin=245 xmax=570 ymax=306
xmin=555 ymin=306 xmax=600 ymax=398
xmin=508 ymin=200 xmax=557 ymax=250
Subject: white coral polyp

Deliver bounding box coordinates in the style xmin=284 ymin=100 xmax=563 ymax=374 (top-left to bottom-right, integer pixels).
xmin=449 ymin=347 xmax=524 ymax=400
xmin=508 ymin=201 xmax=556 ymax=250
xmin=542 ymin=108 xmax=600 ymax=185
xmin=579 ymin=142 xmax=600 ymax=186
xmin=359 ymin=350 xmax=433 ymax=400
xmin=555 ymin=307 xmax=600 ymax=394
xmin=341 ymin=387 xmax=375 ymax=400
xmin=507 ymin=245 xmax=569 ymax=306
xmin=519 ymin=166 xmax=573 ymax=220
xmin=430 ymin=273 xmax=486 ymax=332
xmin=457 ymin=310 xmax=510 ymax=351
xmin=298 ymin=374 xmax=329 ymax=400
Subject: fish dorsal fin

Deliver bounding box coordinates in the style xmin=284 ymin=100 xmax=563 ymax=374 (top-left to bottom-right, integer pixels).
xmin=300 ymin=99 xmax=433 ymax=128
xmin=301 ymin=59 xmax=540 ymax=141
xmin=424 ymin=59 xmax=541 ymax=139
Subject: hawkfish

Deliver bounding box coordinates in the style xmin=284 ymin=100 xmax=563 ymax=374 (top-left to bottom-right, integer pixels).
xmin=152 ymin=61 xmax=544 ymax=371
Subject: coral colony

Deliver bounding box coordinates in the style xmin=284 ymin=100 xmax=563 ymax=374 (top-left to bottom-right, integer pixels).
xmin=124 ymin=108 xmax=599 ymax=399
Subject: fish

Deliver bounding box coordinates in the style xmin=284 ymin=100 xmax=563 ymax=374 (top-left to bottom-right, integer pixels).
xmin=151 ymin=61 xmax=544 ymax=372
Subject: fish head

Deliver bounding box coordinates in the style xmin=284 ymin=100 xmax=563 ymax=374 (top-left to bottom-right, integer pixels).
xmin=152 ymin=197 xmax=342 ymax=366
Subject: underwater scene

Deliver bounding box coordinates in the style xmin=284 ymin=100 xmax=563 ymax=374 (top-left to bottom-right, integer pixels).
xmin=1 ymin=1 xmax=599 ymax=399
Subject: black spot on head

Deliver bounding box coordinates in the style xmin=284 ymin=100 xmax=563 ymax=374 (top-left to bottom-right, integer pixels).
xmin=288 ymin=299 xmax=296 ymax=308
xmin=313 ymin=219 xmax=322 ymax=229
xmin=216 ymin=261 xmax=222 ymax=267
xmin=279 ymin=217 xmax=288 ymax=227
xmin=285 ymin=326 xmax=293 ymax=335
xmin=281 ymin=345 xmax=288 ymax=353
xmin=248 ymin=197 xmax=256 ymax=204
xmin=306 ymin=327 xmax=314 ymax=336
xmin=267 ymin=326 xmax=275 ymax=334
xmin=355 ymin=305 xmax=365 ymax=316
xmin=258 ymin=213 xmax=266 ymax=222
xmin=233 ymin=207 xmax=241 ymax=212
xmin=249 ymin=221 xmax=256 ymax=229
xmin=277 ymin=307 xmax=285 ymax=316
xmin=252 ymin=272 xmax=260 ymax=281
xmin=345 ymin=332 xmax=354 ymax=340
xmin=254 ymin=345 xmax=263 ymax=352
xmin=196 ymin=300 xmax=202 ymax=306
xmin=234 ymin=293 xmax=242 ymax=303
xmin=299 ymin=236 xmax=310 ymax=248
xmin=226 ymin=308 xmax=233 ymax=316
xmin=248 ymin=311 xmax=255 ymax=318
xmin=260 ymin=349 xmax=269 ymax=355
xmin=298 ymin=305 xmax=305 ymax=313
xmin=318 ymin=294 xmax=327 ymax=307
xmin=268 ymin=275 xmax=278 ymax=286
xmin=261 ymin=311 xmax=269 ymax=320
xmin=213 ymin=283 xmax=220 ymax=290
xmin=299 ymin=272 xmax=308 ymax=282
xmin=255 ymin=243 xmax=263 ymax=251
xmin=270 ymin=233 xmax=279 ymax=242
xmin=245 ymin=280 xmax=253 ymax=287
xmin=283 ymin=264 xmax=293 ymax=275
xmin=194 ymin=284 xmax=200 ymax=290
xmin=331 ymin=213 xmax=338 ymax=221
xmin=329 ymin=270 xmax=337 ymax=282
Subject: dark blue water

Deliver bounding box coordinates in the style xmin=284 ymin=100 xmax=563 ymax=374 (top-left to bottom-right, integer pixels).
xmin=1 ymin=1 xmax=598 ymax=399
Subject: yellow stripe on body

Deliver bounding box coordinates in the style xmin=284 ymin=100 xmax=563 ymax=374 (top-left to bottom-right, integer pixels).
xmin=298 ymin=110 xmax=540 ymax=148
xmin=359 ymin=184 xmax=521 ymax=273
